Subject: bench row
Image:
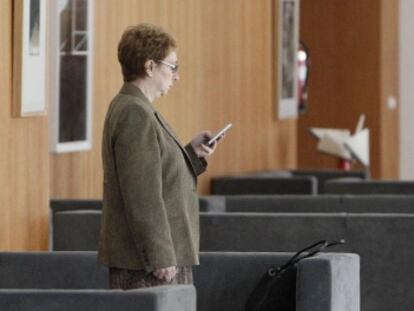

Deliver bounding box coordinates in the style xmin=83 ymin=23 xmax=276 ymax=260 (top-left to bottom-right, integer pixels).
xmin=211 ymin=175 xmax=414 ymax=195
xmin=0 ymin=251 xmax=358 ymax=311
xmin=213 ymin=169 xmax=369 ymax=194
xmin=51 ymin=208 xmax=414 ymax=311
xmin=51 ymin=194 xmax=414 ymax=218
xmin=199 ymin=194 xmax=414 ymax=213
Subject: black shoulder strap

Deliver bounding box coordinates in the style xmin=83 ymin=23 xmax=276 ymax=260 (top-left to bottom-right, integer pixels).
xmin=269 ymin=239 xmax=345 ymax=276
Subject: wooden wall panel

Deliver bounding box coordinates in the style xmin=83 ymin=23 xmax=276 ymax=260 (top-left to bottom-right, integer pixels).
xmin=380 ymin=0 xmax=399 ymax=179
xmin=50 ymin=0 xmax=297 ymax=197
xmin=298 ymin=0 xmax=399 ymax=179
xmin=0 ymin=0 xmax=49 ymax=250
xmin=0 ymin=0 xmax=400 ymax=250
xmin=192 ymin=0 xmax=297 ymax=194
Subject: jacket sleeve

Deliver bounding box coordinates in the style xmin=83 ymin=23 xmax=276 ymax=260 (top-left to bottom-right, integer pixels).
xmin=114 ymin=104 xmax=176 ymax=271
xmin=184 ymin=143 xmax=208 ymax=176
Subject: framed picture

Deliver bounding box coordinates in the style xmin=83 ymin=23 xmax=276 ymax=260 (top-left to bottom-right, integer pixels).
xmin=49 ymin=0 xmax=94 ymax=153
xmin=277 ymin=0 xmax=300 ymax=119
xmin=12 ymin=0 xmax=47 ymax=117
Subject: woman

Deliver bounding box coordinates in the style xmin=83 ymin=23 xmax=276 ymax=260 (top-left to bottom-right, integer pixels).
xmin=98 ymin=24 xmax=219 ymax=289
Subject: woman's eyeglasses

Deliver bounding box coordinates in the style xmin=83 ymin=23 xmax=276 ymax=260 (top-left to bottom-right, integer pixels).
xmin=158 ymin=60 xmax=179 ymax=74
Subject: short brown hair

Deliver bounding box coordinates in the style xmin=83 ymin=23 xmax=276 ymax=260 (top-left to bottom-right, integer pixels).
xmin=118 ymin=24 xmax=177 ymax=82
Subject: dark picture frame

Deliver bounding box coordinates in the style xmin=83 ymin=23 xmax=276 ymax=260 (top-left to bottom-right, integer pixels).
xmin=49 ymin=0 xmax=94 ymax=153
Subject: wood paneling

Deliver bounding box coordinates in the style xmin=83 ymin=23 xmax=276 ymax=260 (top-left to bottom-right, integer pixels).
xmin=298 ymin=0 xmax=399 ymax=178
xmin=0 ymin=0 xmax=49 ymax=250
xmin=399 ymin=0 xmax=414 ymax=179
xmin=0 ymin=0 xmax=401 ymax=250
xmin=380 ymin=0 xmax=399 ymax=178
xmin=50 ymin=0 xmax=297 ymax=197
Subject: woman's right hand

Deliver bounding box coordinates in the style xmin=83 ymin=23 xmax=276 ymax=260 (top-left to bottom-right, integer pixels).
xmin=152 ymin=266 xmax=177 ymax=282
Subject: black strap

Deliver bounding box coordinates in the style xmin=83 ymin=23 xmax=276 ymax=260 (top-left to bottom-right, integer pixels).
xmin=268 ymin=239 xmax=345 ymax=277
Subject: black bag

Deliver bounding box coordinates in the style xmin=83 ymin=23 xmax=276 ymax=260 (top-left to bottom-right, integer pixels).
xmin=245 ymin=239 xmax=345 ymax=311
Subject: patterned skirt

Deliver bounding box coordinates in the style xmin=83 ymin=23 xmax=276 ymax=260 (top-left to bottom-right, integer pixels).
xmin=109 ymin=266 xmax=193 ymax=290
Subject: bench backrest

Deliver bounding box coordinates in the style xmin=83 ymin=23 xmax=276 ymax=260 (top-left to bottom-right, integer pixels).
xmin=0 ymin=251 xmax=108 ymax=289
xmin=324 ymin=180 xmax=414 ymax=194
xmin=211 ymin=176 xmax=318 ymax=195
xmin=255 ymin=169 xmax=368 ymax=193
xmin=200 ymin=194 xmax=414 ymax=213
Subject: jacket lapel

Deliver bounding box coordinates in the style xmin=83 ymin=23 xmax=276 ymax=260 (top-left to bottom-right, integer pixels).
xmin=154 ymin=112 xmax=193 ymax=165
xmin=119 ymin=83 xmax=197 ymax=175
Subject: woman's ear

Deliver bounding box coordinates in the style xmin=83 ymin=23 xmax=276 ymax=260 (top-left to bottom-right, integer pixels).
xmin=144 ymin=59 xmax=154 ymax=77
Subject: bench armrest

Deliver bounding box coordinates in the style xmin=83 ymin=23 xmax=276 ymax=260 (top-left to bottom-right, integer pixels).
xmin=297 ymin=253 xmax=360 ymax=311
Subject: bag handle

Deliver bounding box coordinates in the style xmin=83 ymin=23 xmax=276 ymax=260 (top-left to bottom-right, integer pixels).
xmin=268 ymin=239 xmax=345 ymax=277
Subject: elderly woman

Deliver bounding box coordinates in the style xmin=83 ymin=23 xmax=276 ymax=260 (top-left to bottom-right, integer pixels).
xmin=98 ymin=24 xmax=218 ymax=289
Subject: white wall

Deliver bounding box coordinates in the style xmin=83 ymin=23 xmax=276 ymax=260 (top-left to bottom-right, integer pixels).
xmin=399 ymin=0 xmax=414 ymax=179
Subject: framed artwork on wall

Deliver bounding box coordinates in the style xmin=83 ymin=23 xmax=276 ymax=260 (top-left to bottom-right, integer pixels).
xmin=49 ymin=0 xmax=94 ymax=153
xmin=12 ymin=0 xmax=47 ymax=117
xmin=277 ymin=0 xmax=300 ymax=119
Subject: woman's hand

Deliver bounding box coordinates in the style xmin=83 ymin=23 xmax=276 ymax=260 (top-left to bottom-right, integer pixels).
xmin=152 ymin=266 xmax=177 ymax=282
xmin=191 ymin=131 xmax=223 ymax=158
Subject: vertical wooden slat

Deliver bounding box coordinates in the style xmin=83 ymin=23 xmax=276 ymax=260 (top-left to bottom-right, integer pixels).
xmin=380 ymin=0 xmax=399 ymax=179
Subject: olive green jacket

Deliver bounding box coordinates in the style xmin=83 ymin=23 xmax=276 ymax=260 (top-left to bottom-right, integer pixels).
xmin=98 ymin=83 xmax=207 ymax=271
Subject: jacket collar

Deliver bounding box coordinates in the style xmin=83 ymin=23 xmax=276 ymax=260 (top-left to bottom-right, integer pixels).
xmin=119 ymin=82 xmax=155 ymax=112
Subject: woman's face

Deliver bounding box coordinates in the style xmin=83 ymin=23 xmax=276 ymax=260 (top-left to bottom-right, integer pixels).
xmin=153 ymin=51 xmax=179 ymax=98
